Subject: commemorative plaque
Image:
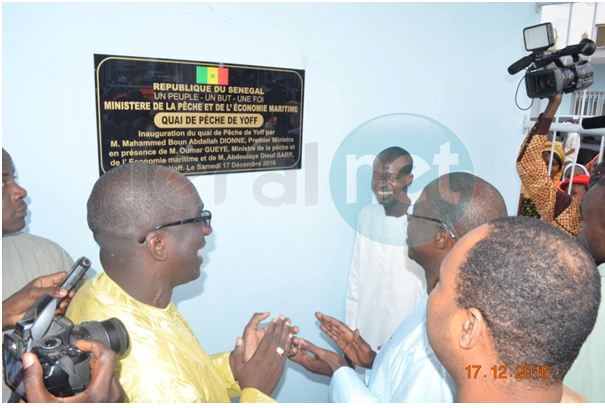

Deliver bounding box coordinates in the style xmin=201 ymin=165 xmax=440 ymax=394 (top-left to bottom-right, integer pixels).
xmin=94 ymin=54 xmax=304 ymax=176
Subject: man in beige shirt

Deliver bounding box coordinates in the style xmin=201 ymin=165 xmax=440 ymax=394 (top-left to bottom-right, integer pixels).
xmin=2 ymin=148 xmax=73 ymax=299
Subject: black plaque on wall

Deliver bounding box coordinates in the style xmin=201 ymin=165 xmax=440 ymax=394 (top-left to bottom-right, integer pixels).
xmin=94 ymin=54 xmax=304 ymax=176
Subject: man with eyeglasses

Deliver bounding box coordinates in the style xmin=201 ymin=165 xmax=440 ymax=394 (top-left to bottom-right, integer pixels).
xmin=290 ymin=172 xmax=507 ymax=402
xmin=66 ymin=163 xmax=295 ymax=402
xmin=345 ymin=147 xmax=425 ymax=352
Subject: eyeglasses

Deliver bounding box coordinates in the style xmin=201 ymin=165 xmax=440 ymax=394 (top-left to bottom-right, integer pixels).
xmin=138 ymin=210 xmax=212 ymax=244
xmin=405 ymin=212 xmax=458 ymax=241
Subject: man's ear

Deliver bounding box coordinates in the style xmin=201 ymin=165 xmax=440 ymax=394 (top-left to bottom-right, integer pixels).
xmin=403 ymin=173 xmax=414 ymax=188
xmin=434 ymin=230 xmax=454 ymax=250
xmin=145 ymin=231 xmax=168 ymax=261
xmin=459 ymin=307 xmax=486 ymax=350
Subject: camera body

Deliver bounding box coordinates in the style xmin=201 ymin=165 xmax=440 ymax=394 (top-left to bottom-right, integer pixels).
xmin=509 ymin=23 xmax=595 ymax=99
xmin=524 ymin=57 xmax=594 ymax=99
xmin=4 ymin=317 xmax=91 ymax=397
xmin=2 ymin=257 xmax=129 ymax=401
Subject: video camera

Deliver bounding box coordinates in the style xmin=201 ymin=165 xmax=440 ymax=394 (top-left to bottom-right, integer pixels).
xmin=2 ymin=257 xmax=129 ymax=401
xmin=508 ymin=22 xmax=595 ymax=99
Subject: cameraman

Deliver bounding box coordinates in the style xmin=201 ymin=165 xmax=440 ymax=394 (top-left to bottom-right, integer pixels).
xmin=516 ymin=93 xmax=582 ymax=235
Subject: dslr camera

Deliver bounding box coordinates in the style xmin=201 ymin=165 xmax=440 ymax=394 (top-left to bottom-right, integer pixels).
xmin=2 ymin=257 xmax=129 ymax=401
xmin=508 ymin=22 xmax=595 ymax=99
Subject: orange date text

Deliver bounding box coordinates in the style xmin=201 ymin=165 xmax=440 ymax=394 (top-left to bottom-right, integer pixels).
xmin=464 ymin=364 xmax=551 ymax=380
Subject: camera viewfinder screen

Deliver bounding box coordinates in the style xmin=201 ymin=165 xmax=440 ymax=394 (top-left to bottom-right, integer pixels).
xmin=524 ymin=23 xmax=553 ymax=51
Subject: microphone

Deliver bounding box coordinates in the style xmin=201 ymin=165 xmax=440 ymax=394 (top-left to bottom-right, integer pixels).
xmin=581 ymin=115 xmax=605 ymax=130
xmin=508 ymin=55 xmax=534 ymax=75
xmin=558 ymin=38 xmax=596 ymax=58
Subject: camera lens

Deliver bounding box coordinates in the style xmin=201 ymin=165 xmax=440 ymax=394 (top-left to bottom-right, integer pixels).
xmin=100 ymin=318 xmax=129 ymax=355
xmin=72 ymin=318 xmax=129 ymax=356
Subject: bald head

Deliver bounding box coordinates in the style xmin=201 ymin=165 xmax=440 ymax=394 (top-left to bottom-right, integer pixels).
xmin=87 ymin=163 xmax=201 ymax=251
xmin=407 ymin=172 xmax=508 ymax=292
xmin=580 ymin=176 xmax=605 ymax=264
xmin=420 ymin=172 xmax=507 ymax=236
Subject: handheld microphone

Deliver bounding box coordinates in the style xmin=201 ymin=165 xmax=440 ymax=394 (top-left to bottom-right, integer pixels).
xmin=508 ymin=55 xmax=534 ymax=75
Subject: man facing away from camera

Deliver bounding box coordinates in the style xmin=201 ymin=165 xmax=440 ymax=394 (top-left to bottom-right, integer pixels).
xmin=67 ymin=163 xmax=294 ymax=402
xmin=426 ymin=216 xmax=600 ymax=402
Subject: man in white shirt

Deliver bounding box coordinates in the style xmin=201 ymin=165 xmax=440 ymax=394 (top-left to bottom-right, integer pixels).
xmin=291 ymin=173 xmax=507 ymax=403
xmin=346 ymin=147 xmax=425 ymax=351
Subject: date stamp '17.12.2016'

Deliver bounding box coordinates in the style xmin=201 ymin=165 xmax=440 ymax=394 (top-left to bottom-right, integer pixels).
xmin=464 ymin=364 xmax=552 ymax=381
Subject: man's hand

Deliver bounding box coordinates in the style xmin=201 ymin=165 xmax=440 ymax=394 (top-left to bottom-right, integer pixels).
xmin=239 ymin=312 xmax=299 ymax=363
xmin=315 ymin=311 xmax=376 ymax=369
xmin=241 ymin=312 xmax=271 ymax=362
xmin=544 ymin=92 xmax=563 ymax=118
xmin=288 ymin=337 xmax=346 ymax=377
xmin=22 ymin=340 xmax=125 ymax=403
xmin=2 ymin=271 xmax=82 ymax=330
xmin=230 ymin=317 xmax=293 ymax=396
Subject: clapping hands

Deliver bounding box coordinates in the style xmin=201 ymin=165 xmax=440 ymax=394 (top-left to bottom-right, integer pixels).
xmin=230 ymin=313 xmax=298 ymax=396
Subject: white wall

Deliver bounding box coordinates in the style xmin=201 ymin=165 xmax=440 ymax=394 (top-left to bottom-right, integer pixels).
xmin=2 ymin=3 xmax=538 ymax=402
